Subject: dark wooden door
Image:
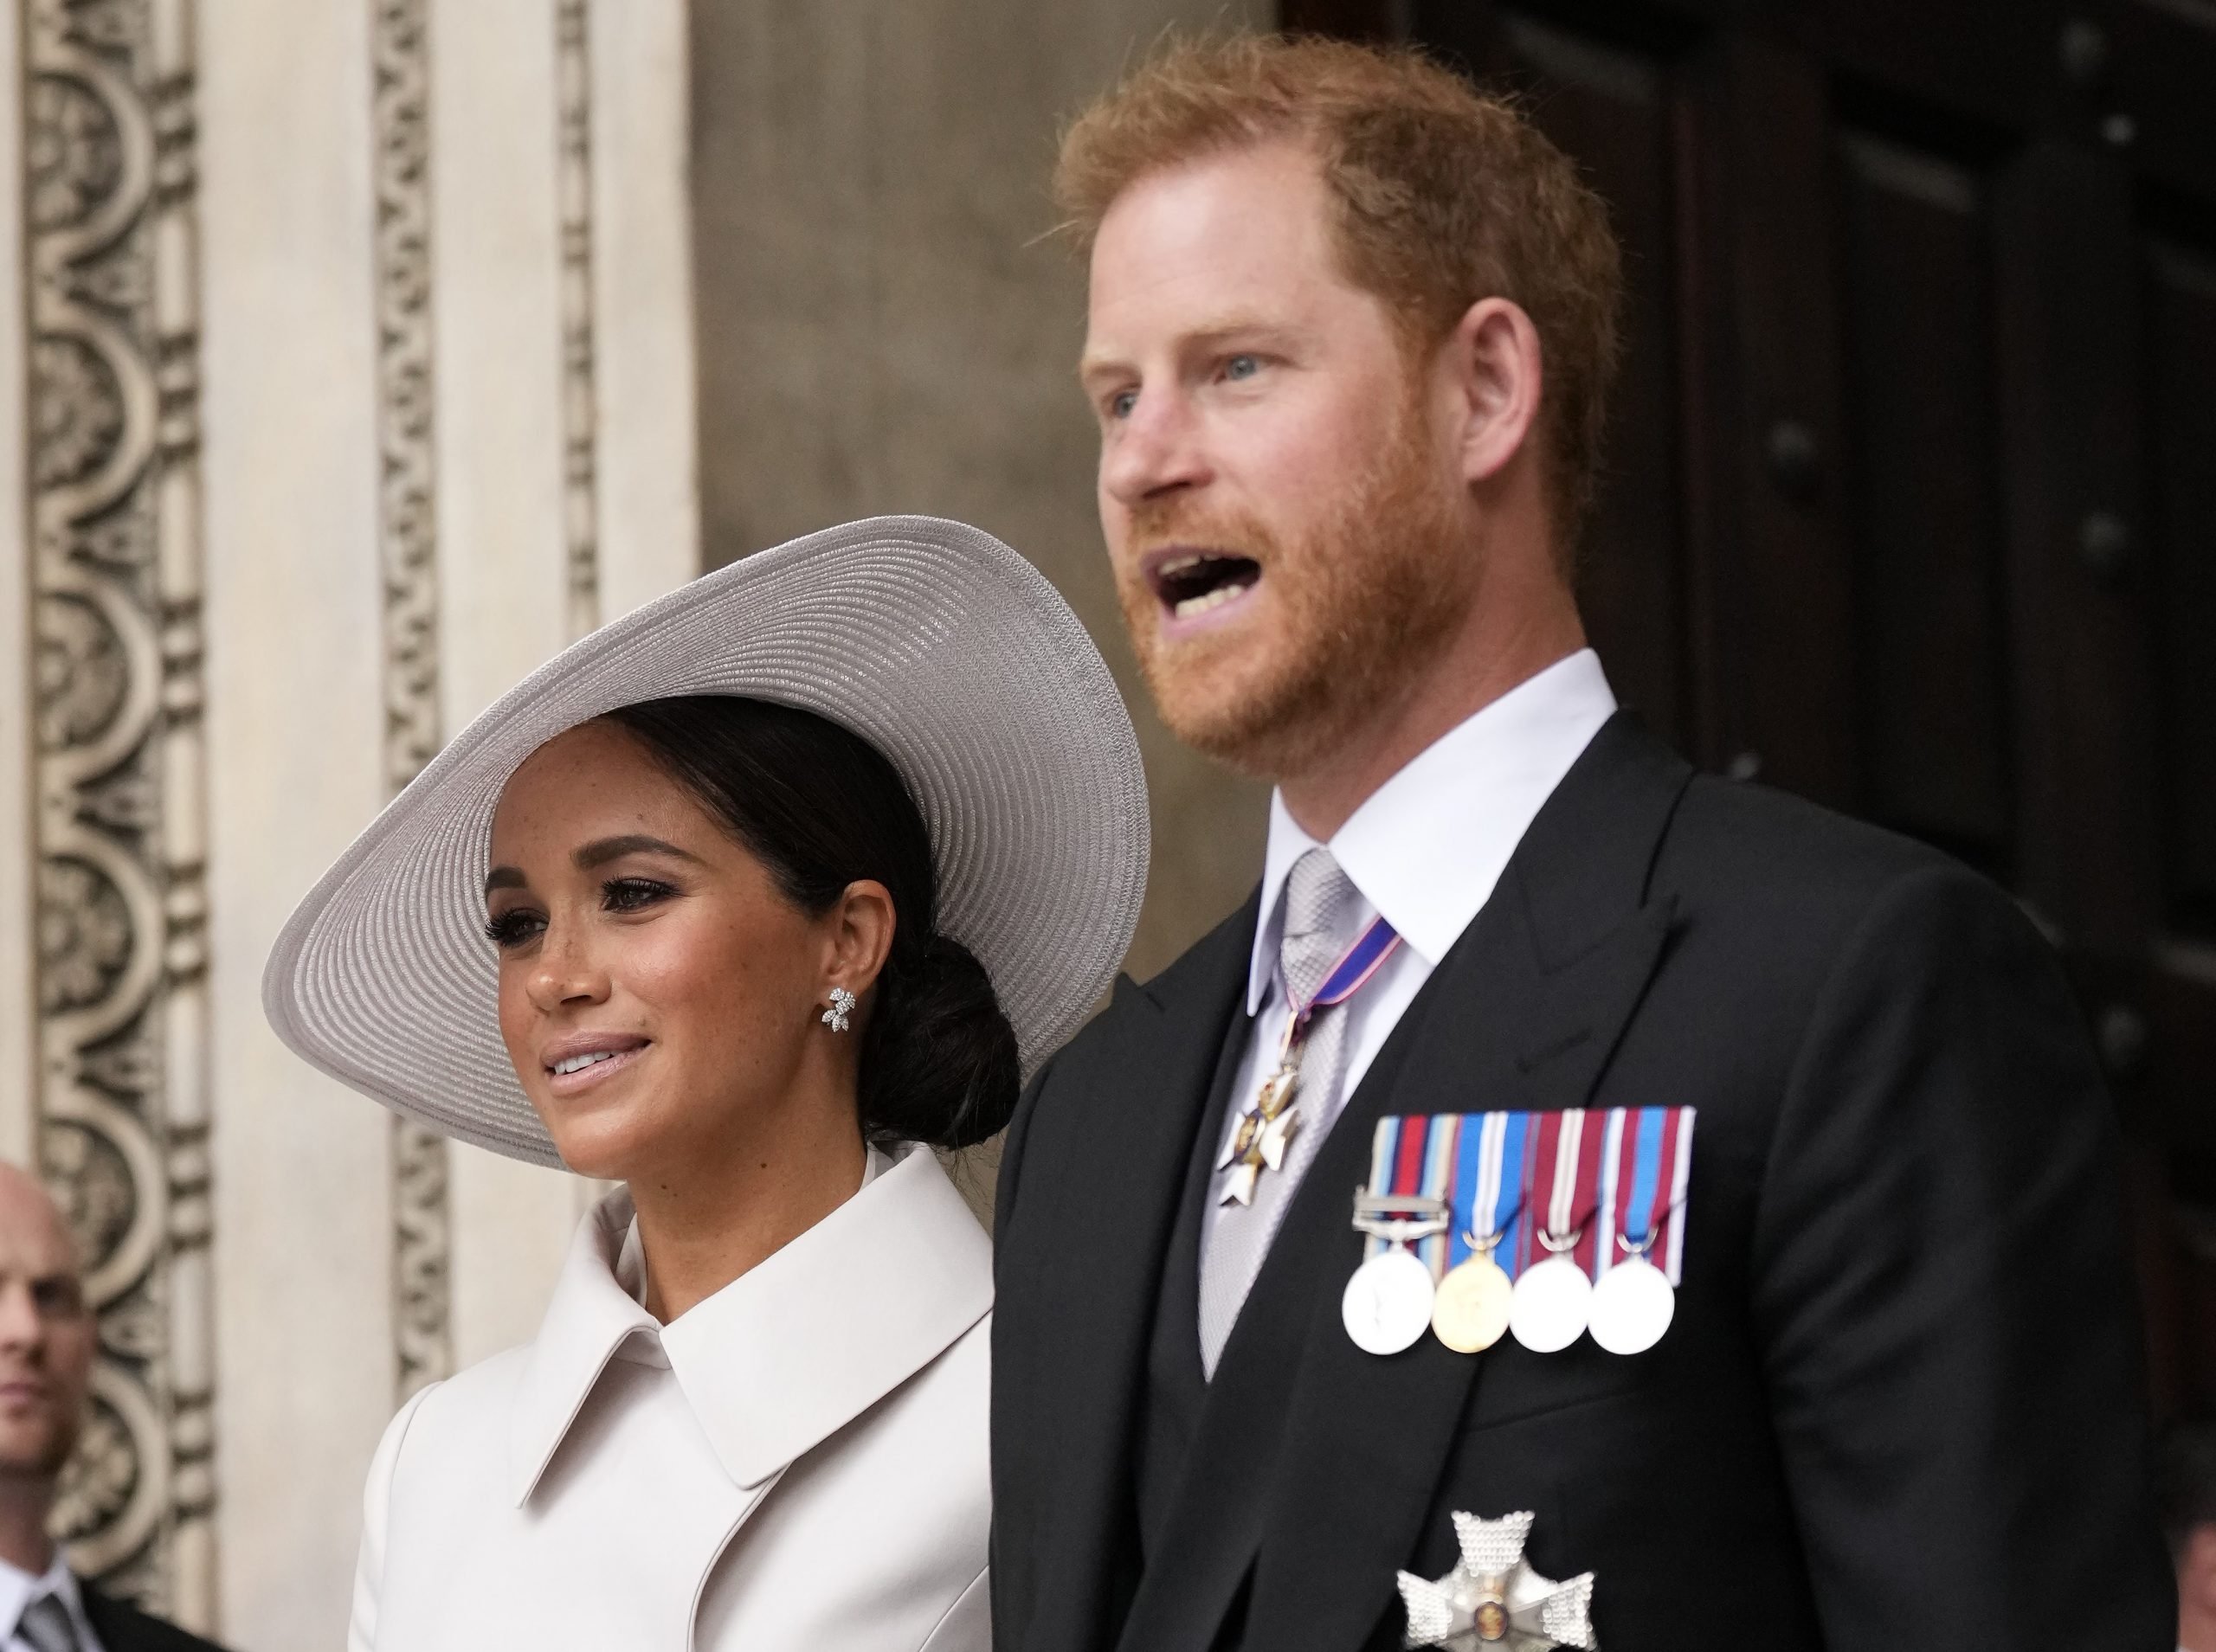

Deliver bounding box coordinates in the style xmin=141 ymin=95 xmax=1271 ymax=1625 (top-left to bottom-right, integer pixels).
xmin=1285 ymin=0 xmax=2216 ymax=1417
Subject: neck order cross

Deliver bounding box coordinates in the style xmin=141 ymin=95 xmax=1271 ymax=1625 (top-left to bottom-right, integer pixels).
xmin=1218 ymin=855 xmax=1401 ymax=1206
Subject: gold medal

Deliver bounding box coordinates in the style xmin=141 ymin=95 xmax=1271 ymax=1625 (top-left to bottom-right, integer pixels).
xmin=1431 ymin=1231 xmax=1513 ymax=1353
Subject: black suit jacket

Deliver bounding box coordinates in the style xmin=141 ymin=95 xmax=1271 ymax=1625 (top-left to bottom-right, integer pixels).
xmin=81 ymin=1585 xmax=229 ymax=1652
xmin=990 ymin=714 xmax=2173 ymax=1652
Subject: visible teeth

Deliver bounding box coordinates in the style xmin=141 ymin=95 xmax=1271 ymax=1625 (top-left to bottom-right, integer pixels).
xmin=1173 ymin=581 xmax=1253 ymax=619
xmin=552 ymin=1051 xmax=620 ymax=1077
xmin=1158 ymin=554 xmax=1206 ymax=578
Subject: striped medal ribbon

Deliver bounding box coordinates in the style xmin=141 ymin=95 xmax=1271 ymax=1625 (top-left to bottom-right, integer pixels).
xmin=1351 ymin=1108 xmax=1696 ymax=1358
xmin=1219 ymin=914 xmax=1401 ymax=1206
xmin=1588 ymin=1106 xmax=1694 ymax=1354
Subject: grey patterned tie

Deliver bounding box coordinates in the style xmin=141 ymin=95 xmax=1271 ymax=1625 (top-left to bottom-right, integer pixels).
xmin=1197 ymin=847 xmax=1363 ymax=1376
xmin=17 ymin=1593 xmax=83 ymax=1652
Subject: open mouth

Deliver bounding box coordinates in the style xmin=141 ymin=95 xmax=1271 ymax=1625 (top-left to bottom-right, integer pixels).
xmin=1148 ymin=550 xmax=1261 ymax=622
xmin=552 ymin=1051 xmax=621 ymax=1077
xmin=543 ymin=1035 xmax=648 ymax=1092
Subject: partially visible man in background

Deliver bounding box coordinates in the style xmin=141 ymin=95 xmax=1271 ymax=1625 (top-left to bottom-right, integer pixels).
xmin=2163 ymin=1421 xmax=2216 ymax=1652
xmin=0 ymin=1163 xmax=224 ymax=1652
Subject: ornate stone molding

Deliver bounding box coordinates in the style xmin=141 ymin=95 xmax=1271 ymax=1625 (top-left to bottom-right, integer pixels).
xmin=556 ymin=0 xmax=600 ymax=640
xmin=370 ymin=0 xmax=454 ymax=1404
xmin=19 ymin=0 xmax=218 ymax=1623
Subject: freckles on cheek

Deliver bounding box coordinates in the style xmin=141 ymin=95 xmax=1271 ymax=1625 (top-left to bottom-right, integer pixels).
xmin=629 ymin=914 xmax=783 ymax=1045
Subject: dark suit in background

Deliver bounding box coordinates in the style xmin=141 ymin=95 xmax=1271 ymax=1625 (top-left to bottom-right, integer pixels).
xmin=79 ymin=1586 xmax=229 ymax=1652
xmin=991 ymin=715 xmax=2173 ymax=1651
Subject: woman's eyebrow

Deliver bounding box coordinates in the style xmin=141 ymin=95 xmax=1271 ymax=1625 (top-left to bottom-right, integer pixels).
xmin=483 ymin=835 xmax=702 ymax=896
xmin=574 ymin=833 xmax=702 ymax=871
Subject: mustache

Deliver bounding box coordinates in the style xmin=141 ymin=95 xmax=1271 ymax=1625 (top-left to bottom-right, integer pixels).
xmin=1123 ymin=502 xmax=1281 ymax=564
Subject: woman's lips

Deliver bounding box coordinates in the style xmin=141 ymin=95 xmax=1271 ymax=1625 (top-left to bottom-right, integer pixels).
xmin=543 ymin=1039 xmax=648 ymax=1098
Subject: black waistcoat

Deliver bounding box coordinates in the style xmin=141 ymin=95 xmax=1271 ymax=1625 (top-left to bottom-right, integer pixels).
xmin=1136 ymin=1004 xmax=1247 ymax=1557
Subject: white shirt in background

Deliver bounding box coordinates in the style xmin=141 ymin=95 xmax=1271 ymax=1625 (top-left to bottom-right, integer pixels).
xmin=0 ymin=1552 xmax=106 ymax=1652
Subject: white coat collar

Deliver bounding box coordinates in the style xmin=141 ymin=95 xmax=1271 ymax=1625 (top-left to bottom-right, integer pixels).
xmin=507 ymin=1141 xmax=991 ymax=1504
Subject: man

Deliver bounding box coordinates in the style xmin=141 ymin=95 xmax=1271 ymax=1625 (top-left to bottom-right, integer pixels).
xmin=0 ymin=1162 xmax=226 ymax=1652
xmin=990 ymin=33 xmax=2171 ymax=1652
xmin=2161 ymin=1421 xmax=2216 ymax=1652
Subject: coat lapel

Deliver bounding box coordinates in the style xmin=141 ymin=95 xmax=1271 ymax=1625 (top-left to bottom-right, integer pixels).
xmin=1009 ymin=895 xmax=1258 ymax=1652
xmin=1115 ymin=714 xmax=1693 ymax=1651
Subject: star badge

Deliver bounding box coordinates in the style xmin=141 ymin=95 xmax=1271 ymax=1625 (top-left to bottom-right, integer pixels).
xmin=1396 ymin=1510 xmax=1596 ymax=1650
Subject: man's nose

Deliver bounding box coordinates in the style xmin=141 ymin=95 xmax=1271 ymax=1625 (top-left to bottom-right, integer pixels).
xmin=1100 ymin=389 xmax=1208 ymax=510
xmin=0 ymin=1279 xmax=45 ymax=1353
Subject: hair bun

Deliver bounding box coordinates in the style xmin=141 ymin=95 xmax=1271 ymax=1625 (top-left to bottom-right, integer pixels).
xmin=859 ymin=933 xmax=1020 ymax=1150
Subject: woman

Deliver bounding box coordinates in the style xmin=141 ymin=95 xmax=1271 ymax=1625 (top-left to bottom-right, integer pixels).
xmin=262 ymin=517 xmax=1147 ymax=1650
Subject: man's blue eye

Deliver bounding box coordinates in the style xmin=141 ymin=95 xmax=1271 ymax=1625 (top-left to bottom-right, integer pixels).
xmin=1225 ymin=354 xmax=1259 ymax=381
xmin=1109 ymin=389 xmax=1137 ymax=419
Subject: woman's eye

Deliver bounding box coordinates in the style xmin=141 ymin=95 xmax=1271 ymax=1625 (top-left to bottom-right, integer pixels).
xmin=602 ymin=877 xmax=676 ymax=913
xmin=484 ymin=909 xmax=544 ymax=948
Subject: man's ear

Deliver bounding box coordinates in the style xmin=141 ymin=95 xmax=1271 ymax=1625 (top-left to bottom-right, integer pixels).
xmin=1445 ymin=296 xmax=1544 ymax=488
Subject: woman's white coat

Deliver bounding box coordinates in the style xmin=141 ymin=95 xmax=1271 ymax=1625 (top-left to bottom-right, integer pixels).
xmin=349 ymin=1143 xmax=992 ymax=1650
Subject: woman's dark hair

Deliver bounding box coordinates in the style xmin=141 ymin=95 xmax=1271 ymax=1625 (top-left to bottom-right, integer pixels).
xmin=605 ymin=695 xmax=1019 ymax=1149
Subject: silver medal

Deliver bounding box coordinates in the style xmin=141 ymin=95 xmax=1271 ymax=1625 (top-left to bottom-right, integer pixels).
xmin=1507 ymin=1254 xmax=1591 ymax=1353
xmin=1588 ymin=1255 xmax=1674 ymax=1355
xmin=1342 ymin=1246 xmax=1436 ymax=1355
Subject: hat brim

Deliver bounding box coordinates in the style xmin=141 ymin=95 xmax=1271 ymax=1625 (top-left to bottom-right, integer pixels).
xmin=261 ymin=516 xmax=1149 ymax=1167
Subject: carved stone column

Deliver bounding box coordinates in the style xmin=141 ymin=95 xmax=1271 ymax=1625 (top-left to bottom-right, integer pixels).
xmin=14 ymin=0 xmax=218 ymax=1623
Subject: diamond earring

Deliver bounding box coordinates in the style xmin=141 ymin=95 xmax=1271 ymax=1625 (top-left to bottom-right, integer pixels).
xmin=821 ymin=986 xmax=857 ymax=1033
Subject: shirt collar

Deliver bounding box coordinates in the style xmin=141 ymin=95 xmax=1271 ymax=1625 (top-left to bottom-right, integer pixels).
xmin=1246 ymin=647 xmax=1618 ymax=1012
xmin=0 ymin=1550 xmax=89 ymax=1646
xmin=508 ymin=1141 xmax=991 ymax=1504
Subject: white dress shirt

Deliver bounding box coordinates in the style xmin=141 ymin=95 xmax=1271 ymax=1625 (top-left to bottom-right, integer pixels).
xmin=351 ymin=1141 xmax=993 ymax=1651
xmin=1203 ymin=648 xmax=1619 ymax=1265
xmin=0 ymin=1552 xmax=103 ymax=1652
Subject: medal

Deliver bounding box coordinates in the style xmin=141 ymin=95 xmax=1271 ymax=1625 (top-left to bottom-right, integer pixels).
xmin=1343 ymin=1188 xmax=1450 ymax=1354
xmin=1218 ymin=916 xmax=1400 ymax=1206
xmin=1431 ymin=1109 xmax=1520 ymax=1353
xmin=1506 ymin=1109 xmax=1596 ymax=1353
xmin=1588 ymin=1250 xmax=1672 ymax=1354
xmin=1343 ymin=1245 xmax=1437 ymax=1355
xmin=1216 ymin=1045 xmax=1304 ymax=1206
xmin=1398 ymin=1508 xmax=1597 ymax=1650
xmin=1588 ymin=1105 xmax=1692 ymax=1355
xmin=1508 ymin=1231 xmax=1591 ymax=1354
xmin=1432 ymin=1233 xmax=1513 ymax=1353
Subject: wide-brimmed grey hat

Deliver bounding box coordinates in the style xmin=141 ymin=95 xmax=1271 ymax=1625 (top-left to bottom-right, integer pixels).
xmin=262 ymin=516 xmax=1149 ymax=1167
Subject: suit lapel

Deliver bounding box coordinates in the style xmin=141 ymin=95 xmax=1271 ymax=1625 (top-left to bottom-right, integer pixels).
xmin=1116 ymin=714 xmax=1693 ymax=1650
xmin=1015 ymin=895 xmax=1258 ymax=1652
